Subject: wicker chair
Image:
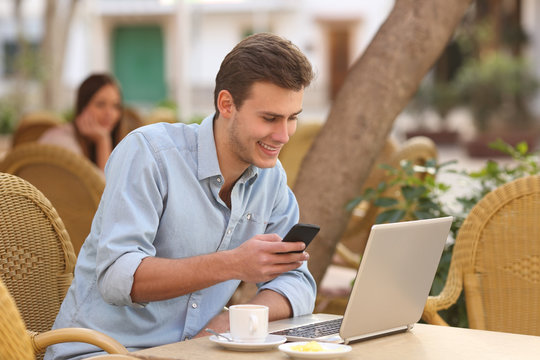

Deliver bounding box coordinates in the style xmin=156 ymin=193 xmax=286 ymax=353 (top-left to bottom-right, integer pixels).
xmin=117 ymin=107 xmax=146 ymax=141
xmin=0 ymin=172 xmax=76 ymax=358
xmin=0 ymin=143 xmax=105 ymax=255
xmin=337 ymin=136 xmax=438 ymax=265
xmin=314 ymin=136 xmax=437 ymax=314
xmin=144 ymin=108 xmax=178 ymax=125
xmin=422 ymin=175 xmax=540 ymax=336
xmin=278 ymin=123 xmax=324 ymax=188
xmin=11 ymin=111 xmax=63 ymax=148
xmin=0 ymin=277 xmax=128 ymax=359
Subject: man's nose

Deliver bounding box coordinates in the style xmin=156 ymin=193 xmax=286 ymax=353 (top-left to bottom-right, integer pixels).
xmin=272 ymin=120 xmax=290 ymax=144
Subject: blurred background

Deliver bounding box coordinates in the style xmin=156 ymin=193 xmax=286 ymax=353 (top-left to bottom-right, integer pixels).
xmin=1 ymin=0 xmax=540 ymax=155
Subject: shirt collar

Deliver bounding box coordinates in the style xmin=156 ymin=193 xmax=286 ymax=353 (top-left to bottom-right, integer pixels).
xmin=197 ymin=114 xmax=259 ymax=184
xmin=197 ymin=115 xmax=221 ymax=181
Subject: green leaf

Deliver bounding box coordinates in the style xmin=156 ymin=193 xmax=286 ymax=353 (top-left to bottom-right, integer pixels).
xmin=417 ymin=198 xmax=439 ymax=212
xmin=374 ymin=197 xmax=399 ymax=207
xmin=345 ymin=197 xmax=363 ymax=212
xmin=376 ymin=209 xmax=406 ymax=224
xmin=516 ymin=141 xmax=528 ymax=155
xmin=363 ymin=188 xmax=376 ymax=199
xmin=413 ymin=210 xmax=435 ymax=220
xmin=488 ymin=138 xmax=512 ymax=154
xmin=402 ymin=185 xmax=427 ymax=201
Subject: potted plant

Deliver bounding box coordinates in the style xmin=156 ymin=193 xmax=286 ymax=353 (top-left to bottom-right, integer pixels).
xmin=406 ymin=81 xmax=461 ymax=144
xmin=453 ymin=53 xmax=540 ymax=157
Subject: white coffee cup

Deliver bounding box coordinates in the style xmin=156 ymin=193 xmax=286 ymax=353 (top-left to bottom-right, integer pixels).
xmin=229 ymin=304 xmax=269 ymax=343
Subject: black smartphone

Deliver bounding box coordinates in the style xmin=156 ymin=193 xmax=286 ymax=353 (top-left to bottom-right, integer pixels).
xmin=281 ymin=223 xmax=320 ymax=253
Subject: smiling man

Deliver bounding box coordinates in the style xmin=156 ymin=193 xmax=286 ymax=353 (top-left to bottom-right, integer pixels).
xmin=45 ymin=33 xmax=316 ymax=360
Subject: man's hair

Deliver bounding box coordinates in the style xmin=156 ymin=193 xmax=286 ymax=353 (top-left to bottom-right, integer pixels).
xmin=214 ymin=32 xmax=314 ymax=116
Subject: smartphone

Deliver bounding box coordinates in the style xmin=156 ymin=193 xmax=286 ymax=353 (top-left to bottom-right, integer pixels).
xmin=281 ymin=223 xmax=320 ymax=253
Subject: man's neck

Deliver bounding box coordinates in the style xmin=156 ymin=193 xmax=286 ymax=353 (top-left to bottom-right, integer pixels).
xmin=213 ymin=114 xmax=249 ymax=188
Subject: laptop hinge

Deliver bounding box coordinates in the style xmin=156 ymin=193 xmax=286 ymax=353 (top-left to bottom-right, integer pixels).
xmin=343 ymin=325 xmax=409 ymax=344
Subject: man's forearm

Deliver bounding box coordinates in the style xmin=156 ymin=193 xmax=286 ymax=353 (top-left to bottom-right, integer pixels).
xmin=247 ymin=289 xmax=293 ymax=320
xmin=130 ymin=252 xmax=236 ymax=303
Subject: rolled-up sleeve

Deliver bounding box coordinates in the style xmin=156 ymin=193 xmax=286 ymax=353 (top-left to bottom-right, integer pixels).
xmin=258 ymin=166 xmax=317 ymax=316
xmin=94 ymin=132 xmax=166 ymax=306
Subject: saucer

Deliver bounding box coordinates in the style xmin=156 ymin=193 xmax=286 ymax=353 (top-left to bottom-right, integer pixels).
xmin=209 ymin=333 xmax=287 ymax=351
xmin=279 ymin=341 xmax=352 ymax=359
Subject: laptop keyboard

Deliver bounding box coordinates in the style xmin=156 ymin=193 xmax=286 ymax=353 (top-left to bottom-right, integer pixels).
xmin=270 ymin=318 xmax=343 ymax=338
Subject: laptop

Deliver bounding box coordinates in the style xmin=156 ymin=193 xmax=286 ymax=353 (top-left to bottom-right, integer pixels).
xmin=269 ymin=216 xmax=453 ymax=344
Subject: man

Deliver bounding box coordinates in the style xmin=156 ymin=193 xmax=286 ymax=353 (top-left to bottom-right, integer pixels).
xmin=45 ymin=32 xmax=316 ymax=359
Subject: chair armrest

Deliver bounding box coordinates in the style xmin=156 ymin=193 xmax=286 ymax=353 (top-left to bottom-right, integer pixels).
xmin=30 ymin=328 xmax=128 ymax=355
xmin=335 ymin=243 xmax=361 ymax=269
xmin=421 ymin=258 xmax=464 ymax=326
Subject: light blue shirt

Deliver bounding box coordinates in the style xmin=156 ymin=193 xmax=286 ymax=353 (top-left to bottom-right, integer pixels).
xmin=45 ymin=116 xmax=316 ymax=360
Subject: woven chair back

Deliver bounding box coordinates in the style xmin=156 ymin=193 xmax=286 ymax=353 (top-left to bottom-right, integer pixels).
xmin=278 ymin=123 xmax=324 ymax=188
xmin=339 ymin=136 xmax=437 ymax=256
xmin=0 ymin=277 xmax=34 ymax=360
xmin=0 ymin=172 xmax=75 ymax=337
xmin=12 ymin=111 xmax=63 ymax=148
xmin=117 ymin=107 xmax=146 ymax=142
xmin=457 ymin=175 xmax=540 ymax=335
xmin=0 ymin=143 xmax=105 ymax=255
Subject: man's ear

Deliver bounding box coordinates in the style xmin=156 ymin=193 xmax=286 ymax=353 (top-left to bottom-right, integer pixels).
xmin=217 ymin=90 xmax=235 ymax=119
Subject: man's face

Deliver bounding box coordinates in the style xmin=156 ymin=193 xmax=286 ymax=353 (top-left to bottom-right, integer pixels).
xmin=226 ymin=81 xmax=304 ymax=169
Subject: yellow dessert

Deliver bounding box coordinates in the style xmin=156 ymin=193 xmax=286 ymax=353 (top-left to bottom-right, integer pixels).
xmin=290 ymin=341 xmax=329 ymax=352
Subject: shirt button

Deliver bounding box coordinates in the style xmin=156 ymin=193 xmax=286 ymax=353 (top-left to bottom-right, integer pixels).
xmin=246 ymin=213 xmax=252 ymax=220
xmin=191 ymin=303 xmax=198 ymax=309
xmin=227 ymin=229 xmax=232 ymax=235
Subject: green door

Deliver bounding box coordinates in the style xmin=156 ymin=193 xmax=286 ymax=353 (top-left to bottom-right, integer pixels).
xmin=112 ymin=25 xmax=166 ymax=105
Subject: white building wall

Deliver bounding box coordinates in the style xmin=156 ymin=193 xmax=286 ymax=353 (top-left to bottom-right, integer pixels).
xmin=0 ymin=0 xmax=394 ymax=120
xmin=521 ymin=0 xmax=540 ymax=118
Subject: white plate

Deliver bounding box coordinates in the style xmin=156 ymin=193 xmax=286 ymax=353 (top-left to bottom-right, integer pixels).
xmin=279 ymin=341 xmax=352 ymax=359
xmin=209 ymin=333 xmax=287 ymax=351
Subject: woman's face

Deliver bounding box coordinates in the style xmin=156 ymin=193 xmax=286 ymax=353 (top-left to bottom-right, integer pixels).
xmin=85 ymin=84 xmax=122 ymax=132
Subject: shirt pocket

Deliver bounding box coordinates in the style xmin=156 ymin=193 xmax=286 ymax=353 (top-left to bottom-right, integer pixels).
xmin=240 ymin=211 xmax=267 ymax=225
xmin=230 ymin=211 xmax=268 ymax=248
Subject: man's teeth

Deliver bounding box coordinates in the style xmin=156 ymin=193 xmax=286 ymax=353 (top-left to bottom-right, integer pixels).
xmin=258 ymin=141 xmax=278 ymax=151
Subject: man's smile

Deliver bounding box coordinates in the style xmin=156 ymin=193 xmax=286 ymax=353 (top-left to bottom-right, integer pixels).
xmin=257 ymin=141 xmax=280 ymax=152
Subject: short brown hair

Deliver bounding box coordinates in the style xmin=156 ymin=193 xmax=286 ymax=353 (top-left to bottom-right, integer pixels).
xmin=214 ymin=32 xmax=314 ymax=116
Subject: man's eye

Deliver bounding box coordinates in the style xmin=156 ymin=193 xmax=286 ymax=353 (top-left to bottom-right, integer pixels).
xmin=289 ymin=116 xmax=298 ymax=121
xmin=264 ymin=117 xmax=276 ymax=122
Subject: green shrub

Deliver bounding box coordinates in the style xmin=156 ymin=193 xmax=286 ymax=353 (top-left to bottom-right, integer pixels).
xmin=347 ymin=140 xmax=540 ymax=327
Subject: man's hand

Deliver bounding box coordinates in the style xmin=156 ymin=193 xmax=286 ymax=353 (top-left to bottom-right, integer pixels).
xmin=229 ymin=233 xmax=309 ymax=283
xmin=130 ymin=234 xmax=309 ymax=303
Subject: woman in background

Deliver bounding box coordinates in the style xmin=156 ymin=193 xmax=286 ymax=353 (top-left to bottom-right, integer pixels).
xmin=39 ymin=73 xmax=126 ymax=171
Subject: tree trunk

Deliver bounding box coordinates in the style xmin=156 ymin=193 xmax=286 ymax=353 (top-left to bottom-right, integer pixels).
xmin=11 ymin=0 xmax=27 ymax=117
xmin=42 ymin=0 xmax=79 ymax=110
xmin=293 ymin=0 xmax=473 ymax=284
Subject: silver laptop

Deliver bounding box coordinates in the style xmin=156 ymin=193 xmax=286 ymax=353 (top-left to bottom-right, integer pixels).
xmin=269 ymin=216 xmax=453 ymax=344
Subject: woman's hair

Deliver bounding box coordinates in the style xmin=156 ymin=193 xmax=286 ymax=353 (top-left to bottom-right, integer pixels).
xmin=74 ymin=73 xmax=124 ymax=163
xmin=214 ymin=32 xmax=314 ymax=116
xmin=76 ymin=73 xmax=121 ymax=117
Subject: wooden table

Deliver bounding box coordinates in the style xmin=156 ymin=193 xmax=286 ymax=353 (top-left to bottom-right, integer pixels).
xmin=134 ymin=323 xmax=540 ymax=360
